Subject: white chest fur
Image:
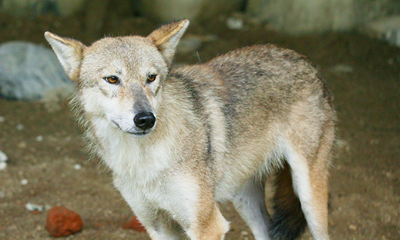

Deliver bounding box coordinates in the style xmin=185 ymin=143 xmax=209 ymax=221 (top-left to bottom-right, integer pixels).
xmin=91 ymin=117 xmax=176 ymax=184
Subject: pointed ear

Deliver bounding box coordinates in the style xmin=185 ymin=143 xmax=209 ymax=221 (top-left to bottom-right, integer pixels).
xmin=147 ymin=19 xmax=189 ymax=67
xmin=44 ymin=32 xmax=86 ymax=82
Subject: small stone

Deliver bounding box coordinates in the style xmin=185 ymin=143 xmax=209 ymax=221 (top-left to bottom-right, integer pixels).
xmin=0 ymin=150 xmax=7 ymax=162
xmin=123 ymin=216 xmax=146 ymax=232
xmin=7 ymin=225 xmax=17 ymax=230
xmin=330 ymin=64 xmax=353 ymax=73
xmin=227 ymin=17 xmax=244 ymax=30
xmin=0 ymin=162 xmax=6 ymax=171
xmin=369 ymin=138 xmax=379 ymax=145
xmin=46 ymin=206 xmax=83 ymax=237
xmin=0 ymin=116 xmax=5 ymax=122
xmin=18 ymin=141 xmax=27 ymax=148
xmin=349 ymin=224 xmax=357 ymax=230
xmin=16 ymin=123 xmax=24 ymax=131
xmin=74 ymin=164 xmax=82 ymax=170
xmin=240 ymin=230 xmax=249 ymax=235
xmin=25 ymin=203 xmax=46 ymax=212
xmin=35 ymin=135 xmax=43 ymax=142
xmin=0 ymin=190 xmax=5 ymax=198
xmin=21 ymin=179 xmax=28 ymax=185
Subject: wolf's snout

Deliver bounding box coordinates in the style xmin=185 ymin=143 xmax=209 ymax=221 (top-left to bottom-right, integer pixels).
xmin=134 ymin=112 xmax=156 ymax=130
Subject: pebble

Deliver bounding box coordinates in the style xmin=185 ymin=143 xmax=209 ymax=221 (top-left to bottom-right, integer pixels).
xmin=240 ymin=230 xmax=249 ymax=235
xmin=0 ymin=150 xmax=7 ymax=162
xmin=35 ymin=135 xmax=43 ymax=142
xmin=349 ymin=224 xmax=357 ymax=230
xmin=226 ymin=17 xmax=244 ymax=30
xmin=123 ymin=216 xmax=146 ymax=232
xmin=16 ymin=123 xmax=24 ymax=131
xmin=21 ymin=179 xmax=29 ymax=185
xmin=0 ymin=162 xmax=7 ymax=170
xmin=18 ymin=141 xmax=27 ymax=148
xmin=0 ymin=150 xmax=7 ymax=170
xmin=0 ymin=190 xmax=5 ymax=198
xmin=74 ymin=164 xmax=82 ymax=170
xmin=369 ymin=138 xmax=379 ymax=145
xmin=329 ymin=64 xmax=354 ymax=73
xmin=0 ymin=116 xmax=5 ymax=122
xmin=25 ymin=203 xmax=51 ymax=212
xmin=46 ymin=206 xmax=83 ymax=237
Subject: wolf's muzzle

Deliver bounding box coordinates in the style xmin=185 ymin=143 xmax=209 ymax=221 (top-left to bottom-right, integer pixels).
xmin=134 ymin=112 xmax=156 ymax=130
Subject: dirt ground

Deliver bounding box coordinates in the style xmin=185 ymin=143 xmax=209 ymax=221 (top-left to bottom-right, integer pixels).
xmin=0 ymin=10 xmax=399 ymax=240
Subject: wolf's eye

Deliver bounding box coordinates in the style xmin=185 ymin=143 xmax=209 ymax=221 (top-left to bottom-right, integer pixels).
xmin=105 ymin=76 xmax=119 ymax=84
xmin=147 ymin=74 xmax=157 ymax=83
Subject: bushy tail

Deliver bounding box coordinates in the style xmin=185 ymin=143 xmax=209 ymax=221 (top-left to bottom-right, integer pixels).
xmin=270 ymin=162 xmax=307 ymax=240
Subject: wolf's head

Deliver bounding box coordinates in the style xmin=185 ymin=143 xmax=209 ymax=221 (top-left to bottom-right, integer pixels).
xmin=45 ymin=20 xmax=189 ymax=137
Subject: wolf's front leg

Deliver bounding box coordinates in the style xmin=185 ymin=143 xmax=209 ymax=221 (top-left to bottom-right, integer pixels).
xmin=141 ymin=211 xmax=183 ymax=240
xmin=156 ymin=173 xmax=230 ymax=240
xmin=137 ymin=202 xmax=228 ymax=240
xmin=113 ymin=176 xmax=182 ymax=239
xmin=136 ymin=200 xmax=228 ymax=240
xmin=162 ymin=172 xmax=230 ymax=240
xmin=185 ymin=202 xmax=229 ymax=240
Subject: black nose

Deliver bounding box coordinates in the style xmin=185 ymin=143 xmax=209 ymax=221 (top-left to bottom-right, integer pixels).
xmin=134 ymin=112 xmax=156 ymax=130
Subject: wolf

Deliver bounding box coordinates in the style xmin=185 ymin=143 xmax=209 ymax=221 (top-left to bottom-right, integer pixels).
xmin=45 ymin=19 xmax=335 ymax=240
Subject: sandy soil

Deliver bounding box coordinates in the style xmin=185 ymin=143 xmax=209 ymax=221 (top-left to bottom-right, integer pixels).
xmin=0 ymin=10 xmax=399 ymax=240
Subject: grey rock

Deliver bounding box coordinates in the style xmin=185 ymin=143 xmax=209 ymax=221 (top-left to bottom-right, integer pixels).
xmin=364 ymin=16 xmax=400 ymax=47
xmin=0 ymin=41 xmax=73 ymax=100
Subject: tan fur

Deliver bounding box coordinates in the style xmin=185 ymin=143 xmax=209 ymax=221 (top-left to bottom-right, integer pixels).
xmin=45 ymin=20 xmax=335 ymax=240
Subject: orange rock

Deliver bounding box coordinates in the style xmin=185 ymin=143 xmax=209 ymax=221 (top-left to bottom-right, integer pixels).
xmin=123 ymin=216 xmax=146 ymax=232
xmin=46 ymin=206 xmax=83 ymax=237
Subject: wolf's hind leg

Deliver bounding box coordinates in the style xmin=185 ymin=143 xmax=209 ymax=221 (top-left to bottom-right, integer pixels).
xmin=232 ymin=177 xmax=272 ymax=240
xmin=284 ymin=124 xmax=334 ymax=240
